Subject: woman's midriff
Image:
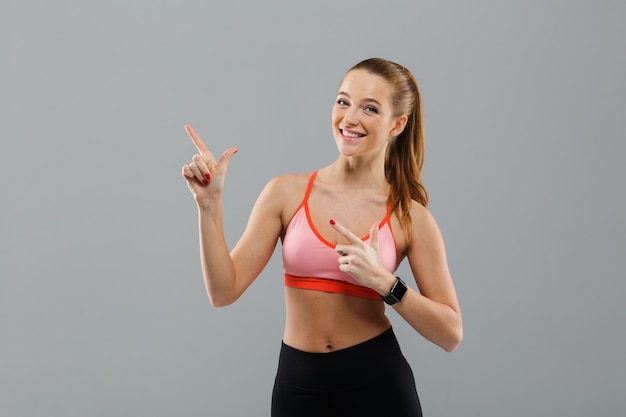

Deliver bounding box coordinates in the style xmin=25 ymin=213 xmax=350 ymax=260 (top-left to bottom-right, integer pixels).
xmin=283 ymin=286 xmax=391 ymax=353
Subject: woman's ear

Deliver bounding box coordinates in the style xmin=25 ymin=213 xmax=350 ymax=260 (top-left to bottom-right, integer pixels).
xmin=389 ymin=115 xmax=408 ymax=137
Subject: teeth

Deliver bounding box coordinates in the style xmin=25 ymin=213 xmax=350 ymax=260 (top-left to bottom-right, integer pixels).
xmin=342 ymin=130 xmax=364 ymax=138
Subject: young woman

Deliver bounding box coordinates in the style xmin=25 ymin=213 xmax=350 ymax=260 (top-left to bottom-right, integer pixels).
xmin=182 ymin=58 xmax=462 ymax=416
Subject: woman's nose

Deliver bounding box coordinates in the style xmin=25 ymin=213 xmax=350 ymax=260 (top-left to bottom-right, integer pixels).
xmin=343 ymin=108 xmax=358 ymax=126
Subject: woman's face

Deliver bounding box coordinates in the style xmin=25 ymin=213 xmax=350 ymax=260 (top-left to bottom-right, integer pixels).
xmin=331 ymin=69 xmax=405 ymax=158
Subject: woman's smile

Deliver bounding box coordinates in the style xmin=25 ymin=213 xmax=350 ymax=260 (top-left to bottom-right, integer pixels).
xmin=340 ymin=128 xmax=366 ymax=142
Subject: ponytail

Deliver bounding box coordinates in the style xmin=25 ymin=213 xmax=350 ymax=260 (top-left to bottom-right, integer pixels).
xmin=385 ymin=102 xmax=428 ymax=241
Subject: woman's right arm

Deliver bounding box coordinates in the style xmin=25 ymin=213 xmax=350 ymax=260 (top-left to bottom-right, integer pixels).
xmin=182 ymin=125 xmax=285 ymax=307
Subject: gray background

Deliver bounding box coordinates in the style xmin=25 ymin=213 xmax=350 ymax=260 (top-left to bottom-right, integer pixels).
xmin=2 ymin=0 xmax=625 ymax=416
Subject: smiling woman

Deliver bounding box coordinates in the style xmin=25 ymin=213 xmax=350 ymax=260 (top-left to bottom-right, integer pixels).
xmin=181 ymin=57 xmax=462 ymax=416
xmin=332 ymin=69 xmax=402 ymax=154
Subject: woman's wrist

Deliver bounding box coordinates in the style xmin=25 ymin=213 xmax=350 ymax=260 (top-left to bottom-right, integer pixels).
xmin=196 ymin=193 xmax=223 ymax=211
xmin=374 ymin=272 xmax=399 ymax=297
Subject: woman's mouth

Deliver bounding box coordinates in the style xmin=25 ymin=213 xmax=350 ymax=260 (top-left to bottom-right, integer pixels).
xmin=340 ymin=129 xmax=366 ymax=142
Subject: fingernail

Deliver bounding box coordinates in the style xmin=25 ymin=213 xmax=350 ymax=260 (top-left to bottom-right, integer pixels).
xmin=205 ymin=173 xmax=211 ymax=180
xmin=329 ymin=219 xmax=335 ymax=225
xmin=203 ymin=179 xmax=209 ymax=185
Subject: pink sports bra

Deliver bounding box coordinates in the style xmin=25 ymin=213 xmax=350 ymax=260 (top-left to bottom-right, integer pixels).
xmin=282 ymin=171 xmax=397 ymax=299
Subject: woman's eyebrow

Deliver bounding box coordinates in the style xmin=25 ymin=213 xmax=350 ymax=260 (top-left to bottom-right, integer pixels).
xmin=337 ymin=91 xmax=382 ymax=107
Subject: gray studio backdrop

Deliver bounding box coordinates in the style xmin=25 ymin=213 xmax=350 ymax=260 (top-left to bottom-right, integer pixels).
xmin=2 ymin=1 xmax=625 ymax=416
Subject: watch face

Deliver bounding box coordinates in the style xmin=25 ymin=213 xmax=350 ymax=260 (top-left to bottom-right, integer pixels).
xmin=384 ymin=278 xmax=407 ymax=305
xmin=392 ymin=279 xmax=408 ymax=302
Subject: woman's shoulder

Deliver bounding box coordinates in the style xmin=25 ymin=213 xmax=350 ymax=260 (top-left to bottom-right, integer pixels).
xmin=407 ymin=199 xmax=444 ymax=245
xmin=264 ymin=171 xmax=315 ymax=195
xmin=409 ymin=198 xmax=430 ymax=217
xmin=257 ymin=172 xmax=316 ymax=214
xmin=409 ymin=198 xmax=438 ymax=225
xmin=393 ymin=200 xmax=438 ymax=249
xmin=261 ymin=172 xmax=316 ymax=227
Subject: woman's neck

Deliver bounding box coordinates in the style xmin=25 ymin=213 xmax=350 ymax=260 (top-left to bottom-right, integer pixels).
xmin=324 ymin=151 xmax=388 ymax=191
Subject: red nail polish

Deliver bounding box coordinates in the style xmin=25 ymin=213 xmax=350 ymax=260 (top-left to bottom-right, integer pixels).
xmin=203 ymin=179 xmax=209 ymax=185
xmin=205 ymin=173 xmax=211 ymax=180
xmin=329 ymin=219 xmax=335 ymax=225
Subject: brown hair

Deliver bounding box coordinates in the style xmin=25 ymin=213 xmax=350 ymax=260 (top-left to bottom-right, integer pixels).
xmin=349 ymin=58 xmax=428 ymax=240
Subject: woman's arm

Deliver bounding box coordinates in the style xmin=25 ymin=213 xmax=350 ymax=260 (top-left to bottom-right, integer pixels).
xmin=196 ymin=177 xmax=285 ymax=306
xmin=182 ymin=125 xmax=285 ymax=307
xmin=331 ymin=202 xmax=462 ymax=352
xmin=392 ymin=202 xmax=462 ymax=352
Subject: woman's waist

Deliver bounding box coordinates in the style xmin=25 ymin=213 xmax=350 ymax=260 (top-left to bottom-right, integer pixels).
xmin=283 ymin=287 xmax=390 ymax=352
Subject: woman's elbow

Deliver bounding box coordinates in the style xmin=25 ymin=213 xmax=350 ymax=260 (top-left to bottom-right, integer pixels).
xmin=207 ymin=291 xmax=238 ymax=308
xmin=442 ymin=323 xmax=463 ymax=352
xmin=209 ymin=298 xmax=230 ymax=308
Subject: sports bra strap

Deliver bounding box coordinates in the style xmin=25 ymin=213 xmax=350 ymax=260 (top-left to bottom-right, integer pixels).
xmin=303 ymin=171 xmax=318 ymax=202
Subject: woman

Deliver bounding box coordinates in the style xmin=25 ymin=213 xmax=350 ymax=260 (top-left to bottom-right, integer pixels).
xmin=182 ymin=58 xmax=462 ymax=416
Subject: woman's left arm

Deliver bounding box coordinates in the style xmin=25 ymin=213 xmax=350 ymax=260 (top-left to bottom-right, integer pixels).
xmin=332 ymin=203 xmax=462 ymax=352
xmin=392 ymin=202 xmax=462 ymax=352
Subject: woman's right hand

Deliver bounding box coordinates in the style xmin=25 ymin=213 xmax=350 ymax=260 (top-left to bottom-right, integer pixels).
xmin=181 ymin=124 xmax=238 ymax=208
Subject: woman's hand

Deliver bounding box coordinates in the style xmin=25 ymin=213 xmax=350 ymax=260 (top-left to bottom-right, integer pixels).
xmin=181 ymin=124 xmax=238 ymax=208
xmin=331 ymin=220 xmax=395 ymax=295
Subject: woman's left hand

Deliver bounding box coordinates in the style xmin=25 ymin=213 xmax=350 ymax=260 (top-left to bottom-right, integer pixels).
xmin=331 ymin=220 xmax=394 ymax=294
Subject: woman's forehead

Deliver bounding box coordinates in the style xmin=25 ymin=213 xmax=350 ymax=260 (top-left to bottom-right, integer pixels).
xmin=338 ymin=69 xmax=393 ymax=102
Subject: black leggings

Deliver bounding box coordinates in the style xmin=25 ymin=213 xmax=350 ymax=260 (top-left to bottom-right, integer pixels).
xmin=271 ymin=327 xmax=422 ymax=417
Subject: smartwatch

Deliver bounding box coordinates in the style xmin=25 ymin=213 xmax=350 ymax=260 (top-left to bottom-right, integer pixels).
xmin=382 ymin=277 xmax=408 ymax=305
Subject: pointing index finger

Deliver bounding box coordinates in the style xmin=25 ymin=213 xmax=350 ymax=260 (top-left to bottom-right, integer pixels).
xmin=185 ymin=124 xmax=214 ymax=159
xmin=330 ymin=219 xmax=363 ymax=246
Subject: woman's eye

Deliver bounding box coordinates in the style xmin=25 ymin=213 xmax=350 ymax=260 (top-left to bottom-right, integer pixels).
xmin=337 ymin=99 xmax=349 ymax=106
xmin=365 ymin=106 xmax=378 ymax=113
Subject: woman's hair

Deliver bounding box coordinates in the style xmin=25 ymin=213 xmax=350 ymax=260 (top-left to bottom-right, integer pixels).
xmin=349 ymin=58 xmax=428 ymax=241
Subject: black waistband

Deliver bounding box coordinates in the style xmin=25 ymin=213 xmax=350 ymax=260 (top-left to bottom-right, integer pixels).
xmin=275 ymin=327 xmax=407 ymax=391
